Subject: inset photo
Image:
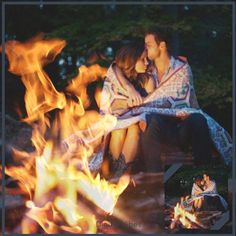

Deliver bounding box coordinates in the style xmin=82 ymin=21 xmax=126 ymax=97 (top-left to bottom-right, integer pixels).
xmin=164 ymin=165 xmax=232 ymax=233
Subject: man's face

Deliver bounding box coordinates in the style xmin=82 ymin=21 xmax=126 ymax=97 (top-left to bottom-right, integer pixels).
xmin=145 ymin=34 xmax=160 ymax=61
xmin=203 ymin=174 xmax=209 ymax=182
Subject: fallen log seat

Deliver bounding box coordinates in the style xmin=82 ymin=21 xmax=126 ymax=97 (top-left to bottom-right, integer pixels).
xmin=160 ymin=144 xmax=220 ymax=166
xmin=160 ymin=145 xmax=193 ymax=165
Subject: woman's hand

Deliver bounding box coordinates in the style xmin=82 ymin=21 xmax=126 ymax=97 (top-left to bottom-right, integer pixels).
xmin=195 ymin=190 xmax=203 ymax=195
xmin=113 ymin=64 xmax=142 ymax=107
xmin=126 ymin=83 xmax=143 ymax=107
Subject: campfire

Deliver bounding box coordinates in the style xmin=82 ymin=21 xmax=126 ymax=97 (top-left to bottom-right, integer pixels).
xmin=2 ymin=36 xmax=131 ymax=234
xmin=169 ymin=197 xmax=206 ymax=230
xmin=166 ymin=196 xmax=225 ymax=231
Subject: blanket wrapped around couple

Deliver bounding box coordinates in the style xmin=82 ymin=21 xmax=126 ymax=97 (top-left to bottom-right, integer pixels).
xmin=189 ymin=181 xmax=228 ymax=211
xmin=183 ymin=193 xmax=228 ymax=212
xmin=98 ymin=58 xmax=232 ymax=168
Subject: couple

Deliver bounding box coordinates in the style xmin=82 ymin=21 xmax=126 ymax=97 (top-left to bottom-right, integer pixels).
xmin=191 ymin=174 xmax=227 ymax=211
xmin=99 ymin=27 xmax=232 ymax=178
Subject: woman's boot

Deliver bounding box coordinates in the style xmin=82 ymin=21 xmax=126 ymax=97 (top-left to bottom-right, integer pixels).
xmin=113 ymin=153 xmax=134 ymax=179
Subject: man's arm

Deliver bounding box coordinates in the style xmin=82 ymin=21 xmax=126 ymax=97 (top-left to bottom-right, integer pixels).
xmin=202 ymin=181 xmax=217 ymax=194
xmin=143 ymin=63 xmax=195 ymax=109
xmin=191 ymin=183 xmax=203 ymax=196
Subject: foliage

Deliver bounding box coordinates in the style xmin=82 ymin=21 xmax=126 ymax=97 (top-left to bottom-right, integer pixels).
xmin=193 ymin=66 xmax=232 ymax=109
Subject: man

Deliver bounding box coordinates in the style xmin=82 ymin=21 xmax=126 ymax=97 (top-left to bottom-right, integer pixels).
xmin=201 ymin=174 xmax=228 ymax=211
xmin=141 ymin=27 xmax=212 ymax=171
xmin=202 ymin=174 xmax=217 ymax=194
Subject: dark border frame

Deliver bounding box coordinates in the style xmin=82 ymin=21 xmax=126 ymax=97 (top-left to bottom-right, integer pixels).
xmin=1 ymin=1 xmax=235 ymax=235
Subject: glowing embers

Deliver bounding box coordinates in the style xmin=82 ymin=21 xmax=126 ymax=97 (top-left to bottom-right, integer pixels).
xmin=169 ymin=196 xmax=210 ymax=230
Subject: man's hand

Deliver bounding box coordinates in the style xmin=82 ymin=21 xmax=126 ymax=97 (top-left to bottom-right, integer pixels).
xmin=139 ymin=120 xmax=147 ymax=132
xmin=126 ymin=83 xmax=143 ymax=107
xmin=180 ymin=114 xmax=190 ymax=121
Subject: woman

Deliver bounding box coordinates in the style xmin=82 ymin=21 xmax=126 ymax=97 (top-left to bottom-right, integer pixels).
xmin=191 ymin=176 xmax=204 ymax=210
xmin=100 ymin=42 xmax=155 ymax=178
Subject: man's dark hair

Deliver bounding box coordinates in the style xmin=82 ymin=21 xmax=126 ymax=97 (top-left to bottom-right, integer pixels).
xmin=145 ymin=26 xmax=171 ymax=50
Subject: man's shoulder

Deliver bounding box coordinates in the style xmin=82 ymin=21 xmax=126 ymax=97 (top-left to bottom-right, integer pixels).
xmin=176 ymin=56 xmax=188 ymax=63
xmin=173 ymin=56 xmax=190 ymax=66
xmin=171 ymin=56 xmax=191 ymax=72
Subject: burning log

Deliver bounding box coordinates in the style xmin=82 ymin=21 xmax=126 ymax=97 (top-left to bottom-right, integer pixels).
xmin=160 ymin=145 xmax=193 ymax=165
xmin=199 ymin=211 xmax=222 ymax=222
xmin=4 ymin=171 xmax=164 ymax=234
xmin=167 ymin=197 xmax=226 ymax=231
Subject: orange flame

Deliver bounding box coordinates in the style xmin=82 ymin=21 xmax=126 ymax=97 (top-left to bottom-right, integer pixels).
xmin=77 ymin=173 xmax=130 ymax=214
xmin=170 ymin=196 xmax=205 ymax=230
xmin=171 ymin=202 xmax=197 ymax=229
xmin=66 ymin=64 xmax=107 ymax=109
xmin=3 ymin=36 xmax=129 ymax=234
xmin=5 ymin=36 xmax=67 ymax=123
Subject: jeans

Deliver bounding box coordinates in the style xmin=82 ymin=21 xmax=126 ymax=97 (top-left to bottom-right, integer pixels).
xmin=141 ymin=113 xmax=212 ymax=172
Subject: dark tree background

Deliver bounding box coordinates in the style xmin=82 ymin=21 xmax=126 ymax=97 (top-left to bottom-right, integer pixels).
xmin=4 ymin=3 xmax=233 ymax=133
xmin=165 ymin=165 xmax=231 ymax=198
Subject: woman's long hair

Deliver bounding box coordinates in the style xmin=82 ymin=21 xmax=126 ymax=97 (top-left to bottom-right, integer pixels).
xmin=194 ymin=175 xmax=204 ymax=190
xmin=115 ymin=41 xmax=146 ymax=82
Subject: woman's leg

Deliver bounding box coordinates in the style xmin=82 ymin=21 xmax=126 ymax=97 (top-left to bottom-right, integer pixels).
xmin=109 ymin=129 xmax=127 ymax=160
xmin=122 ymin=123 xmax=140 ymax=163
xmin=194 ymin=197 xmax=203 ymax=209
xmin=111 ymin=124 xmax=140 ymax=178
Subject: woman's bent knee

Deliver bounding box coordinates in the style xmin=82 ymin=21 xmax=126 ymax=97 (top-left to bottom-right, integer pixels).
xmin=127 ymin=124 xmax=140 ymax=137
xmin=111 ymin=129 xmax=127 ymax=141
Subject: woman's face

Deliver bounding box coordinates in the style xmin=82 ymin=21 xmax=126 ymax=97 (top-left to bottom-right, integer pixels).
xmin=135 ymin=50 xmax=148 ymax=74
